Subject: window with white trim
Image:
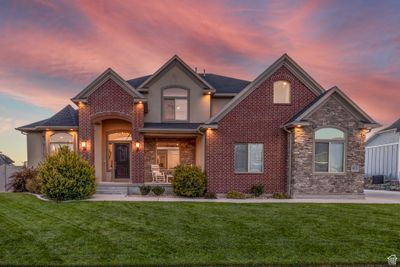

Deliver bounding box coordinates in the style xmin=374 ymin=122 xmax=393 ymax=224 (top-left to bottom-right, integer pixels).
xmin=314 ymin=128 xmax=345 ymax=173
xmin=273 ymin=80 xmax=291 ymax=104
xmin=163 ymin=88 xmax=188 ymax=121
xmin=49 ymin=132 xmax=74 ymax=155
xmin=234 ymin=144 xmax=264 ymax=173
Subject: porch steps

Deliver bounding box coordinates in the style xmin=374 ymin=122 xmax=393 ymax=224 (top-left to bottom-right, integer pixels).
xmin=96 ymin=183 xmax=128 ymax=195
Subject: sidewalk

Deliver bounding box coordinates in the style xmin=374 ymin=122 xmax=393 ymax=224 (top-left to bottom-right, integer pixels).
xmin=88 ymin=190 xmax=400 ymax=204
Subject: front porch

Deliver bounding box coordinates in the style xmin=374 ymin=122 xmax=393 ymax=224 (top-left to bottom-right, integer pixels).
xmin=92 ymin=118 xmax=204 ymax=185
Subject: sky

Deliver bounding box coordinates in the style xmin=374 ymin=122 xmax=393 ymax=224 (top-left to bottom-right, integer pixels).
xmin=0 ymin=0 xmax=399 ymax=164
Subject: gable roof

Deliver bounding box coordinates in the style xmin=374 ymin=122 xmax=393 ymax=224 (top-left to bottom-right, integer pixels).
xmin=71 ymin=68 xmax=145 ymax=104
xmin=206 ymin=54 xmax=326 ymax=124
xmin=16 ymin=105 xmax=78 ymax=132
xmin=127 ymin=73 xmax=250 ymax=95
xmin=136 ymin=55 xmax=215 ymax=92
xmin=284 ymin=86 xmax=380 ymax=128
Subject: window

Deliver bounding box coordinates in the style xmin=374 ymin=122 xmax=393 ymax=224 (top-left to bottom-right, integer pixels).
xmin=107 ymin=131 xmax=132 ymax=171
xmin=156 ymin=143 xmax=180 ymax=169
xmin=234 ymin=144 xmax=264 ymax=173
xmin=273 ymin=80 xmax=291 ymax=104
xmin=163 ymin=88 xmax=188 ymax=121
xmin=314 ymin=128 xmax=345 ymax=173
xmin=49 ymin=132 xmax=74 ymax=154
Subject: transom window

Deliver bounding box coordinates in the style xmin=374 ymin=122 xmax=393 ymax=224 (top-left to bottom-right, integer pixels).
xmin=234 ymin=144 xmax=264 ymax=173
xmin=314 ymin=128 xmax=345 ymax=173
xmin=49 ymin=132 xmax=74 ymax=154
xmin=163 ymin=88 xmax=188 ymax=121
xmin=273 ymin=80 xmax=291 ymax=104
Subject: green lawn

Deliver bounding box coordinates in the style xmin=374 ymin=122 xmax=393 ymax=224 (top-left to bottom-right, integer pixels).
xmin=0 ymin=194 xmax=399 ymax=266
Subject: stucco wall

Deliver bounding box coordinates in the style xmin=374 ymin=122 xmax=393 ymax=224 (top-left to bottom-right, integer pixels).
xmin=143 ymin=64 xmax=211 ymax=123
xmin=211 ymin=97 xmax=233 ymax=116
xmin=291 ymin=96 xmax=366 ymax=196
xmin=27 ymin=132 xmax=45 ymax=167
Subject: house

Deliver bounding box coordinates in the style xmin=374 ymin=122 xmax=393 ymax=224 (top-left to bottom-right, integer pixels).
xmin=0 ymin=152 xmax=17 ymax=192
xmin=365 ymin=118 xmax=400 ymax=181
xmin=16 ymin=54 xmax=380 ymax=197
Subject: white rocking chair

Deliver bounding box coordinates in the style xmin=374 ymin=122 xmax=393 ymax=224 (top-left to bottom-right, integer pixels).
xmin=151 ymin=164 xmax=166 ymax=183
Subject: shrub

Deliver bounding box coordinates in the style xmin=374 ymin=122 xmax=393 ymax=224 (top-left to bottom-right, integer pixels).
xmin=204 ymin=192 xmax=217 ymax=199
xmin=152 ymin=186 xmax=165 ymax=196
xmin=251 ymin=184 xmax=264 ymax=197
xmin=226 ymin=191 xmax=246 ymax=199
xmin=7 ymin=167 xmax=38 ymax=193
xmin=172 ymin=165 xmax=207 ymax=197
xmin=139 ymin=185 xmax=151 ymax=195
xmin=37 ymin=146 xmax=95 ymax=201
xmin=272 ymin=192 xmax=289 ymax=199
xmin=25 ymin=177 xmax=41 ymax=194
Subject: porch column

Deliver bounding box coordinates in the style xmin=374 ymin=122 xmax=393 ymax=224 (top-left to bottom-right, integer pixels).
xmin=131 ymin=102 xmax=145 ymax=183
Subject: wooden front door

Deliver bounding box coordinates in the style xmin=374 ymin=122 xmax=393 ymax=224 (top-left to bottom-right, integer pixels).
xmin=114 ymin=143 xmax=130 ymax=179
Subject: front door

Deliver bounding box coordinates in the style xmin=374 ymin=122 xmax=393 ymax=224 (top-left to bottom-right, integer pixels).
xmin=114 ymin=143 xmax=130 ymax=179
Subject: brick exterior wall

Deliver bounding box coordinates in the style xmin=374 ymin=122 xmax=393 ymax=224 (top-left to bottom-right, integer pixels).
xmin=290 ymin=96 xmax=366 ymax=196
xmin=144 ymin=137 xmax=196 ymax=182
xmin=78 ymin=78 xmax=144 ymax=183
xmin=205 ymin=66 xmax=316 ymax=193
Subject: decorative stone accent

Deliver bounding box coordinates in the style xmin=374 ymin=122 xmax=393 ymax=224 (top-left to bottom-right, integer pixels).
xmin=290 ymin=96 xmax=366 ymax=196
xmin=144 ymin=137 xmax=196 ymax=182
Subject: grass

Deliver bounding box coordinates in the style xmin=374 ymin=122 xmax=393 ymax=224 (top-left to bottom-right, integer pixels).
xmin=0 ymin=193 xmax=399 ymax=266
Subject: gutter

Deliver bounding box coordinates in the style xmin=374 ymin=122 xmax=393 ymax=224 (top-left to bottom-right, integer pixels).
xmin=283 ymin=125 xmax=293 ymax=197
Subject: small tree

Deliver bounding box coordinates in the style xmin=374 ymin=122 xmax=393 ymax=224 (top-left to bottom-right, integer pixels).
xmin=172 ymin=165 xmax=207 ymax=197
xmin=37 ymin=146 xmax=95 ymax=201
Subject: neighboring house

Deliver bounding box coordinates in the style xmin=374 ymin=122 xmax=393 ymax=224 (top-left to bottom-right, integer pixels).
xmin=0 ymin=152 xmax=17 ymax=192
xmin=365 ymin=118 xmax=400 ymax=181
xmin=16 ymin=54 xmax=380 ymax=197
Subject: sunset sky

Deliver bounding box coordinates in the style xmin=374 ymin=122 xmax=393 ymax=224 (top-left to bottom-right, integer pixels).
xmin=0 ymin=0 xmax=399 ymax=164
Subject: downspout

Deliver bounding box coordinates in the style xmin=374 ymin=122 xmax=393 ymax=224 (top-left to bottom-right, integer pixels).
xmin=283 ymin=126 xmax=292 ymax=197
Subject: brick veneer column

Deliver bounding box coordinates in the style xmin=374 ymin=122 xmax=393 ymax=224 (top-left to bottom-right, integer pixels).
xmin=78 ymin=103 xmax=94 ymax=164
xmin=132 ymin=102 xmax=145 ymax=183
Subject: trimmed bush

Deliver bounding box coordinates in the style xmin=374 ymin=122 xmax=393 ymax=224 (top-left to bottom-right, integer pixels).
xmin=251 ymin=184 xmax=264 ymax=197
xmin=152 ymin=186 xmax=165 ymax=196
xmin=272 ymin=192 xmax=289 ymax=199
xmin=37 ymin=146 xmax=95 ymax=201
xmin=172 ymin=165 xmax=207 ymax=197
xmin=139 ymin=185 xmax=151 ymax=195
xmin=7 ymin=167 xmax=39 ymax=193
xmin=204 ymin=192 xmax=217 ymax=199
xmin=226 ymin=191 xmax=246 ymax=199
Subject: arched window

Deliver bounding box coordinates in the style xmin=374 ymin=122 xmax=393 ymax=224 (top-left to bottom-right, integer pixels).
xmin=314 ymin=128 xmax=345 ymax=173
xmin=273 ymin=80 xmax=291 ymax=104
xmin=49 ymin=132 xmax=74 ymax=154
xmin=163 ymin=88 xmax=188 ymax=121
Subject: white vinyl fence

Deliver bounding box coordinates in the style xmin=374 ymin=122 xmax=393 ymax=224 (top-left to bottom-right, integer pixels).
xmin=0 ymin=165 xmax=21 ymax=192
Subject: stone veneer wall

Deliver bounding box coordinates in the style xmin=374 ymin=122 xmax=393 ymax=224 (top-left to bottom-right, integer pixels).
xmin=290 ymin=96 xmax=366 ymax=196
xmin=144 ymin=137 xmax=196 ymax=182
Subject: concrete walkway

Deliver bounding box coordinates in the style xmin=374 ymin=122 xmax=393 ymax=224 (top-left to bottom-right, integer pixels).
xmin=88 ymin=190 xmax=400 ymax=204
